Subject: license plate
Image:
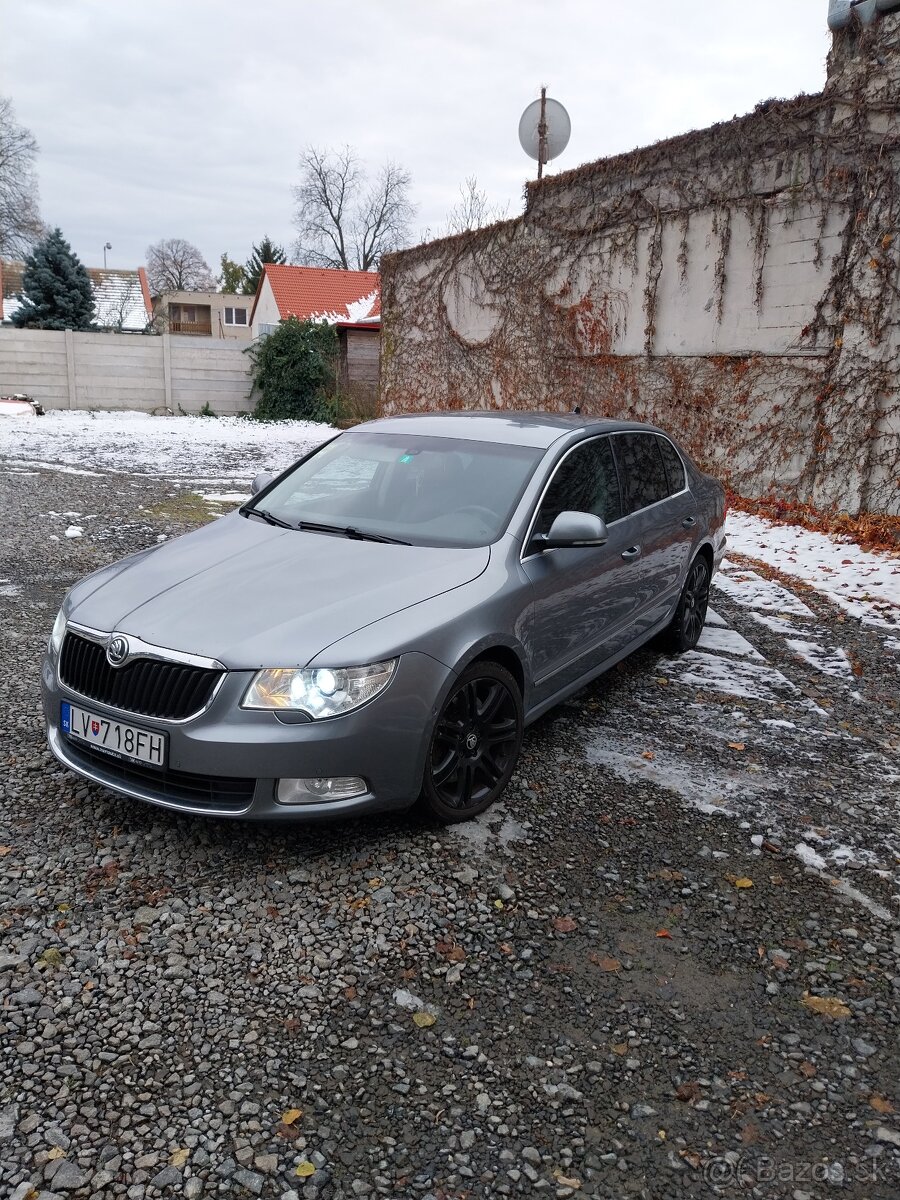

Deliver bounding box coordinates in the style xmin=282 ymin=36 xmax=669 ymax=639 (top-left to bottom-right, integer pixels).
xmin=61 ymin=702 xmax=167 ymax=769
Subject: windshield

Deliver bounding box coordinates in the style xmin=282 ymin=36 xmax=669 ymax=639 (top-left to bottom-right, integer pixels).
xmin=247 ymin=431 xmax=544 ymax=548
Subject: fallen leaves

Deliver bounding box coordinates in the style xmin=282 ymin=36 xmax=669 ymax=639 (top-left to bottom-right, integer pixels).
xmin=870 ymin=1095 xmax=895 ymax=1115
xmin=655 ymin=929 xmax=673 ymax=939
xmin=39 ymin=947 xmax=63 ymax=967
xmin=552 ymin=916 xmax=578 ymax=933
xmin=435 ymin=940 xmax=465 ymax=963
xmin=412 ymin=1011 xmax=436 ymax=1028
xmin=589 ymin=954 xmax=621 ymax=973
xmin=170 ymin=1148 xmax=190 ymax=1168
xmin=725 ymin=874 xmax=754 ymax=889
xmin=281 ymin=1108 xmax=303 ymax=1125
xmin=675 ymin=1081 xmax=702 ymax=1104
xmin=0 ymin=844 xmax=12 ymax=856
xmin=47 ymin=1147 xmax=65 ymax=1161
xmin=641 ymin=750 xmax=655 ymax=761
xmin=798 ymin=1061 xmax=817 ymax=1079
xmin=611 ymin=1042 xmax=629 ymax=1056
xmin=651 ymin=867 xmax=684 ymax=883
xmin=728 ymin=742 xmax=746 ymax=751
xmin=802 ymin=992 xmax=851 ymax=1018
xmin=295 ymin=1161 xmax=316 ymax=1178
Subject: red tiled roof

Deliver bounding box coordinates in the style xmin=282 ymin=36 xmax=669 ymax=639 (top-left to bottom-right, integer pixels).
xmin=259 ymin=264 xmax=380 ymax=325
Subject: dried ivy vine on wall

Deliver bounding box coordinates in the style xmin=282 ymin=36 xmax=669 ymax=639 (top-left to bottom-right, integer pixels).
xmin=381 ymin=15 xmax=900 ymax=517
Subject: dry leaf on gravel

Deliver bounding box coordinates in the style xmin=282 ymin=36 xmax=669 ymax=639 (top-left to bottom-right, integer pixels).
xmin=295 ymin=1161 xmax=316 ymax=1178
xmin=870 ymin=1095 xmax=895 ymax=1114
xmin=728 ymin=742 xmax=746 ymax=751
xmin=799 ymin=1061 xmax=817 ymax=1078
xmin=170 ymin=1149 xmax=190 ymax=1168
xmin=725 ymin=875 xmax=754 ymax=889
xmin=412 ymin=1011 xmax=436 ymax=1028
xmin=656 ymin=929 xmax=673 ymax=939
xmin=0 ymin=845 xmax=11 ymax=856
xmin=552 ymin=916 xmax=577 ymax=933
xmin=675 ymin=1081 xmax=702 ymax=1104
xmin=47 ymin=1147 xmax=65 ymax=1161
xmin=281 ymin=1108 xmax=303 ymax=1125
xmin=611 ymin=1042 xmax=628 ymax=1056
xmin=589 ymin=954 xmax=621 ymax=972
xmin=802 ymin=993 xmax=851 ymax=1018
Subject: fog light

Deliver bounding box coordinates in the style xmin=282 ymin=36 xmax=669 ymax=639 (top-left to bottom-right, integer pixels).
xmin=276 ymin=776 xmax=368 ymax=805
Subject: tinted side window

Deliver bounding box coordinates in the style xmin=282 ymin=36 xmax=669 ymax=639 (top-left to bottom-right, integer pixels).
xmin=614 ymin=433 xmax=669 ymax=515
xmin=657 ymin=436 xmax=686 ymax=495
xmin=534 ymin=438 xmax=622 ymax=536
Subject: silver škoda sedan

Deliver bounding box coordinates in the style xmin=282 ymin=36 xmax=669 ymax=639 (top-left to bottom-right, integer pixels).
xmin=43 ymin=412 xmax=726 ymax=823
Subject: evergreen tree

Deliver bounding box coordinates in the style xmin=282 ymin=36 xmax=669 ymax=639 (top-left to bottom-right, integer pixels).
xmin=12 ymin=227 xmax=94 ymax=330
xmin=243 ymin=235 xmax=287 ymax=295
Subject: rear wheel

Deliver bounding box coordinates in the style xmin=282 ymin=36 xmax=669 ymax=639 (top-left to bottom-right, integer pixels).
xmin=420 ymin=662 xmax=523 ymax=823
xmin=662 ymin=554 xmax=711 ymax=653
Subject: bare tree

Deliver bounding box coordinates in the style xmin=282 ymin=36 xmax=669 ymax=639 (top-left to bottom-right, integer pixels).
xmin=145 ymin=238 xmax=215 ymax=293
xmin=0 ymin=96 xmax=44 ymax=257
xmin=445 ymin=176 xmax=510 ymax=236
xmin=293 ymin=145 xmax=415 ymax=271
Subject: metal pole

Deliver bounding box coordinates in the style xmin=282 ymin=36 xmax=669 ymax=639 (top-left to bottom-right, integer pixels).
xmin=537 ymin=86 xmax=547 ymax=181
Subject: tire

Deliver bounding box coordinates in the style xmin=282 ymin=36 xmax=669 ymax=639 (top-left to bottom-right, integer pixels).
xmin=420 ymin=662 xmax=524 ymax=824
xmin=662 ymin=553 xmax=711 ymax=653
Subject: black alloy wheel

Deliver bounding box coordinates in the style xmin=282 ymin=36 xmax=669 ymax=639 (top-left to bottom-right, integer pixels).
xmin=664 ymin=553 xmax=711 ymax=653
xmin=421 ymin=661 xmax=524 ymax=823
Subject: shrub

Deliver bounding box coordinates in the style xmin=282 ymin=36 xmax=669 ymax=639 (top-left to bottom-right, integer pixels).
xmin=245 ymin=318 xmax=338 ymax=422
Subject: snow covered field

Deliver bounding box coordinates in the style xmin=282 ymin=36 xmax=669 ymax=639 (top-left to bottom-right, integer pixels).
xmin=0 ymin=409 xmax=333 ymax=484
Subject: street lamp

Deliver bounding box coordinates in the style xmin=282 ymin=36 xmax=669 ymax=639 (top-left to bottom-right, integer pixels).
xmin=103 ymin=242 xmax=112 ymax=269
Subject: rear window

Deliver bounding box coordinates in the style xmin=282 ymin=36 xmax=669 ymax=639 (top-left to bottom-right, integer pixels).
xmin=614 ymin=433 xmax=670 ymax=515
xmin=656 ymin=436 xmax=686 ymax=494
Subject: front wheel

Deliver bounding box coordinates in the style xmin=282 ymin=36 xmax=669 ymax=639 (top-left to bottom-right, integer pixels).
xmin=662 ymin=553 xmax=711 ymax=653
xmin=420 ymin=662 xmax=523 ymax=824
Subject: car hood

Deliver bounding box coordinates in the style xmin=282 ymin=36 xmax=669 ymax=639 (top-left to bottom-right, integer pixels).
xmin=67 ymin=512 xmax=490 ymax=668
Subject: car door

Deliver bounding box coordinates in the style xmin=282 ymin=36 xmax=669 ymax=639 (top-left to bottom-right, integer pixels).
xmin=610 ymin=432 xmax=699 ymax=635
xmin=522 ymin=436 xmax=644 ymax=706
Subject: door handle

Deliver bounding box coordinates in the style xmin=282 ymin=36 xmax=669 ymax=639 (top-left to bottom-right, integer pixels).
xmin=621 ymin=545 xmax=641 ymax=560
xmin=681 ymin=516 xmax=697 ymax=528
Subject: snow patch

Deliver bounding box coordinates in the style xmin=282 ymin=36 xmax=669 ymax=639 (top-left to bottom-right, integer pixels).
xmin=786 ymin=638 xmax=854 ymax=680
xmin=713 ymin=568 xmax=815 ymax=618
xmin=726 ymin=510 xmax=900 ymax=629
xmin=696 ymin=625 xmax=765 ymax=660
xmin=662 ymin=650 xmax=799 ymax=704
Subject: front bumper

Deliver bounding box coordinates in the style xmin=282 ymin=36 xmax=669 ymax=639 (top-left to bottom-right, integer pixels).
xmin=42 ymin=651 xmax=452 ymax=820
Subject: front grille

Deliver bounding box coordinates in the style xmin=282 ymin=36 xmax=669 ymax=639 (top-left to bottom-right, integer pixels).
xmin=60 ymin=632 xmax=223 ymax=721
xmin=63 ymin=738 xmax=255 ymax=812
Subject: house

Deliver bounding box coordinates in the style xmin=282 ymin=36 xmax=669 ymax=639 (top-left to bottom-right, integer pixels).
xmin=250 ymin=264 xmax=380 ymax=400
xmin=1 ymin=261 xmax=153 ymax=331
xmin=150 ymin=290 xmax=252 ymax=340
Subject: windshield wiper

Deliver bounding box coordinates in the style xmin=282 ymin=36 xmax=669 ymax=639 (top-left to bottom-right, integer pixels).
xmin=296 ymin=521 xmax=411 ymax=546
xmin=244 ymin=507 xmax=294 ymax=529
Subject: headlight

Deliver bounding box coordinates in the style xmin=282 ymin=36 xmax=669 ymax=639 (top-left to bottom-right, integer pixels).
xmin=48 ymin=608 xmax=67 ymax=658
xmin=242 ymin=659 xmax=397 ymax=718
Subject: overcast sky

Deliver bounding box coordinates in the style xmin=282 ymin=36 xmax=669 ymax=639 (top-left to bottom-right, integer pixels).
xmin=2 ymin=0 xmax=831 ymax=275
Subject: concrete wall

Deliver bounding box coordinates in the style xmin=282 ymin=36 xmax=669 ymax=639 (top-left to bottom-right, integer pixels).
xmin=381 ymin=12 xmax=900 ymax=515
xmin=0 ymin=328 xmax=253 ymax=414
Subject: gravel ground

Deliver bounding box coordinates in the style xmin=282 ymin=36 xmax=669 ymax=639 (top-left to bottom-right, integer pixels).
xmin=1 ymin=455 xmax=898 ymax=1200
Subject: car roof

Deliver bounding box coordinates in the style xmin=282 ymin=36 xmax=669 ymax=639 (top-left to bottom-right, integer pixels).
xmin=355 ymin=410 xmax=658 ymax=450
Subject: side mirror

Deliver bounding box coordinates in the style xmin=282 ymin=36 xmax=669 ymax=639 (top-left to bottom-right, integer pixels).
xmin=540 ymin=511 xmax=609 ymax=550
xmin=250 ymin=471 xmax=274 ymax=496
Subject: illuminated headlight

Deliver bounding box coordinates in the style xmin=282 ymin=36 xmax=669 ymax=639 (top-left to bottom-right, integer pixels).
xmin=242 ymin=659 xmax=397 ymax=718
xmin=48 ymin=608 xmax=67 ymax=658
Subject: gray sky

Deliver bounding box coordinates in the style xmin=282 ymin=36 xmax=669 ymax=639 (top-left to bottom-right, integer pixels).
xmin=2 ymin=0 xmax=830 ymax=274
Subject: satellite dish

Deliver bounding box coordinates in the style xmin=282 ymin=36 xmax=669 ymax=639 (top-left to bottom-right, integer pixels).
xmin=519 ymin=91 xmax=571 ymax=177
